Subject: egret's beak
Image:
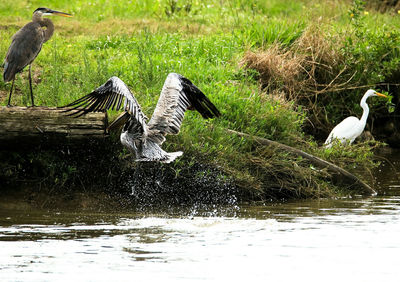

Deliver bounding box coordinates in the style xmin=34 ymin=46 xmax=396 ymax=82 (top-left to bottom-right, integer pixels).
xmin=49 ymin=10 xmax=73 ymax=17
xmin=375 ymin=92 xmax=388 ymax=98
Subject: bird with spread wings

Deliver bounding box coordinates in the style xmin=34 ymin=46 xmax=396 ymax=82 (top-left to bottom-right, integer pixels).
xmin=62 ymin=73 xmax=221 ymax=163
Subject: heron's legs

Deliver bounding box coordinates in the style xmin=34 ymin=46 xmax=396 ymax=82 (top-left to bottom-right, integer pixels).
xmin=28 ymin=64 xmax=35 ymax=107
xmin=7 ymin=78 xmax=15 ymax=107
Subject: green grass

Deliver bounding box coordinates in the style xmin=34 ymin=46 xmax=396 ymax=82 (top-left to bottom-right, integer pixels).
xmin=1 ymin=0 xmax=396 ymax=200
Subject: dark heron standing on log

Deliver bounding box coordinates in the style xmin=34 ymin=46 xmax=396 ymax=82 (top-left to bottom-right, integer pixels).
xmin=3 ymin=7 xmax=72 ymax=106
xmin=63 ymin=73 xmax=221 ymax=163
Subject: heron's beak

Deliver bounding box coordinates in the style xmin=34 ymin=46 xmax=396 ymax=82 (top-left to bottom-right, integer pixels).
xmin=375 ymin=92 xmax=388 ymax=98
xmin=50 ymin=10 xmax=73 ymax=17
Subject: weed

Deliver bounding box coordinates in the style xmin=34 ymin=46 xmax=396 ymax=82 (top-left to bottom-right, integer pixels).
xmin=1 ymin=0 xmax=393 ymax=201
xmin=164 ymin=0 xmax=193 ymax=17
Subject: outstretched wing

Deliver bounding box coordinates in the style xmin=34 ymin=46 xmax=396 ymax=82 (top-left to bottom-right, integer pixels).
xmin=62 ymin=76 xmax=148 ymax=125
xmin=147 ymin=73 xmax=221 ymax=144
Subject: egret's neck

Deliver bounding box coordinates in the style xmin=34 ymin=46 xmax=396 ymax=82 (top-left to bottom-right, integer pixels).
xmin=360 ymin=95 xmax=370 ymax=124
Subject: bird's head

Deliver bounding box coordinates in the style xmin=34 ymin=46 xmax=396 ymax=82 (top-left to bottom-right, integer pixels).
xmin=33 ymin=7 xmax=72 ymax=18
xmin=365 ymin=89 xmax=387 ymax=99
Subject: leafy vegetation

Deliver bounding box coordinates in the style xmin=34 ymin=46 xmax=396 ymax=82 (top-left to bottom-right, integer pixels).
xmin=1 ymin=0 xmax=398 ymax=203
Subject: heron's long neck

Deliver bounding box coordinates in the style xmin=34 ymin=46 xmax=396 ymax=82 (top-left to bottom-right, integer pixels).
xmin=32 ymin=14 xmax=54 ymax=43
xmin=360 ymin=95 xmax=370 ymax=124
xmin=40 ymin=18 xmax=54 ymax=42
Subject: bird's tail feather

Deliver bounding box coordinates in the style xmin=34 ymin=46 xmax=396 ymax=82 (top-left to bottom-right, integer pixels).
xmin=136 ymin=151 xmax=183 ymax=163
xmin=164 ymin=151 xmax=183 ymax=163
xmin=3 ymin=62 xmax=16 ymax=83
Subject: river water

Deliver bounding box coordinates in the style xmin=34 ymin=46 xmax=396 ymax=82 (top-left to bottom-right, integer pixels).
xmin=0 ymin=150 xmax=399 ymax=281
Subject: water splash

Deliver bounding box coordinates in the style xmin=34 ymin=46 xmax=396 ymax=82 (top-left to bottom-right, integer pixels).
xmin=118 ymin=161 xmax=242 ymax=215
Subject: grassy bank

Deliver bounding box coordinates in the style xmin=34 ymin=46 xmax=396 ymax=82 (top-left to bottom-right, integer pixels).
xmin=1 ymin=0 xmax=398 ymax=204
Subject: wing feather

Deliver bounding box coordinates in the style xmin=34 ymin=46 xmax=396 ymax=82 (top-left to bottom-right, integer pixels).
xmin=116 ymin=94 xmax=124 ymax=110
xmin=147 ymin=73 xmax=220 ymax=144
xmin=61 ymin=77 xmax=148 ymax=130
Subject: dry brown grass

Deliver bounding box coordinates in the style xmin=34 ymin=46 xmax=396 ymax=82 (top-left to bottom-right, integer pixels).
xmin=241 ymin=45 xmax=305 ymax=97
xmin=240 ymin=24 xmax=351 ymax=131
xmin=241 ymin=24 xmax=346 ymax=98
xmin=58 ymin=18 xmax=213 ymax=37
xmin=0 ymin=90 xmax=8 ymax=103
xmin=294 ymin=25 xmax=344 ymax=90
xmin=3 ymin=17 xmax=213 ymax=38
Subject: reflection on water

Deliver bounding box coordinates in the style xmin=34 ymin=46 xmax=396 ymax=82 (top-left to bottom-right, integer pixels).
xmin=0 ymin=150 xmax=399 ymax=281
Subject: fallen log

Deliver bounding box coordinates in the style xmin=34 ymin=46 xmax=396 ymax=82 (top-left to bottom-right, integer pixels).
xmin=226 ymin=129 xmax=376 ymax=196
xmin=0 ymin=106 xmax=108 ymax=147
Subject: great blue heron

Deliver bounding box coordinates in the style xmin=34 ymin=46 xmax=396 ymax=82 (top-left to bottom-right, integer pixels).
xmin=63 ymin=73 xmax=221 ymax=163
xmin=324 ymin=89 xmax=387 ymax=148
xmin=3 ymin=7 xmax=72 ymax=106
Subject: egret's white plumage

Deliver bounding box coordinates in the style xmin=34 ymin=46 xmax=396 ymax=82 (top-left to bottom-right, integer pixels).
xmin=63 ymin=73 xmax=220 ymax=163
xmin=324 ymin=89 xmax=387 ymax=148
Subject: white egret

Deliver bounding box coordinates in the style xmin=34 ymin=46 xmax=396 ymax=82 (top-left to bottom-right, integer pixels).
xmin=324 ymin=89 xmax=387 ymax=148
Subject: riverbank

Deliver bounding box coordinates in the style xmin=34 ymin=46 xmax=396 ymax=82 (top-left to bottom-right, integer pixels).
xmin=1 ymin=1 xmax=399 ymax=205
xmin=0 ymin=138 xmax=385 ymax=211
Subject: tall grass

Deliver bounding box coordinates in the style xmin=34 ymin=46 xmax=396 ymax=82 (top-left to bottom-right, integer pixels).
xmin=0 ymin=0 xmax=392 ymax=199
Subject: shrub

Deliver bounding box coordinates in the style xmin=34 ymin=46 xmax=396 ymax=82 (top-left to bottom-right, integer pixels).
xmin=241 ymin=1 xmax=399 ymax=138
